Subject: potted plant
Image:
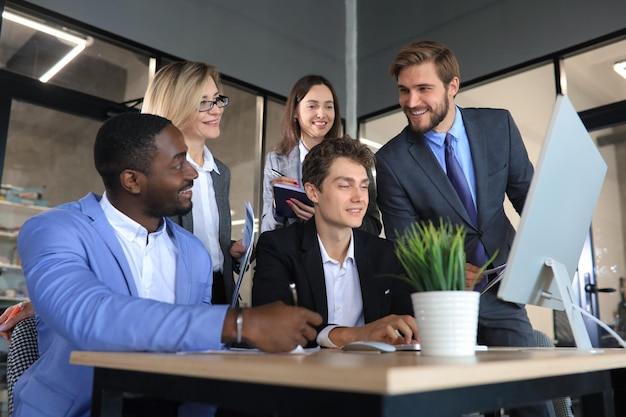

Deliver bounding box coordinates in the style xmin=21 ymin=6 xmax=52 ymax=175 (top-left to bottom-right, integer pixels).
xmin=394 ymin=218 xmax=496 ymax=356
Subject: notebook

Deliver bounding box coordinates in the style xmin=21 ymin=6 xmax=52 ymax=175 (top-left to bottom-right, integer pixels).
xmin=273 ymin=183 xmax=313 ymax=218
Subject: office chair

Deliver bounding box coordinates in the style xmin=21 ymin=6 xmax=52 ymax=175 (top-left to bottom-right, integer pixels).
xmin=6 ymin=317 xmax=39 ymax=416
xmin=533 ymin=329 xmax=575 ymax=417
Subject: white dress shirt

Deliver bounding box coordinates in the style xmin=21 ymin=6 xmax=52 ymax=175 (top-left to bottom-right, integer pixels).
xmin=188 ymin=145 xmax=224 ymax=273
xmin=316 ymin=232 xmax=364 ymax=347
xmin=100 ymin=192 xmax=177 ymax=303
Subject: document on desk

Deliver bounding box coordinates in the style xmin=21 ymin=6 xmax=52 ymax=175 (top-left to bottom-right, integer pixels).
xmin=177 ymin=345 xmax=321 ymax=355
xmin=230 ymin=201 xmax=255 ymax=308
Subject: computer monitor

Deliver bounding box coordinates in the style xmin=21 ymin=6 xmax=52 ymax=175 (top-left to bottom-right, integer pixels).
xmin=497 ymin=94 xmax=607 ymax=349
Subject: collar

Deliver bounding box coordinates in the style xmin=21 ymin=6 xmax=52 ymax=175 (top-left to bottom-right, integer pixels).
xmin=317 ymin=230 xmax=355 ymax=265
xmin=99 ymin=192 xmax=167 ymax=243
xmin=187 ymin=145 xmax=220 ymax=174
xmin=423 ymin=105 xmax=465 ymax=147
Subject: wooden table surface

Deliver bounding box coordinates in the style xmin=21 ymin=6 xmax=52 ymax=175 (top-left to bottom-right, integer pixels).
xmin=71 ymin=347 xmax=626 ymax=395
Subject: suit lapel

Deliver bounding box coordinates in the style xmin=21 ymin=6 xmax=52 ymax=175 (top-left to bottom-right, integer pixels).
xmin=354 ymin=233 xmax=382 ymax=323
xmin=169 ymin=222 xmax=194 ymax=304
xmin=81 ymin=194 xmax=139 ymax=297
xmin=461 ymin=109 xmax=489 ymax=227
xmin=299 ymin=221 xmax=329 ymax=323
xmin=405 ymin=128 xmax=473 ymax=225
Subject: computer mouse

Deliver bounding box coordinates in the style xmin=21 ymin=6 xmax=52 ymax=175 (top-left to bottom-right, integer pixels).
xmin=341 ymin=340 xmax=396 ymax=353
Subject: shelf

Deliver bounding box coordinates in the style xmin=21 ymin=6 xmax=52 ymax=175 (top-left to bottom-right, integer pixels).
xmin=0 ymin=263 xmax=20 ymax=272
xmin=0 ymin=231 xmax=17 ymax=239
xmin=0 ymin=297 xmax=27 ymax=304
xmin=0 ymin=199 xmax=48 ymax=230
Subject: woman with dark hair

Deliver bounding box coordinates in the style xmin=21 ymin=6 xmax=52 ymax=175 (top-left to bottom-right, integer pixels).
xmin=261 ymin=75 xmax=382 ymax=234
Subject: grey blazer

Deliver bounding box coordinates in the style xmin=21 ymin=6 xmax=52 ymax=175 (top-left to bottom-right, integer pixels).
xmin=261 ymin=145 xmax=382 ymax=235
xmin=375 ymin=107 xmax=534 ymax=268
xmin=171 ymin=157 xmax=234 ymax=304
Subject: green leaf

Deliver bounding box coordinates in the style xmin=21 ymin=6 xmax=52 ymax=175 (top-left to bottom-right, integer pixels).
xmin=394 ymin=218 xmax=472 ymax=292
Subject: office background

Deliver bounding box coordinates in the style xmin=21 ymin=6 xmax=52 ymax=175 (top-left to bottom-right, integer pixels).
xmin=1 ymin=0 xmax=626 ymax=345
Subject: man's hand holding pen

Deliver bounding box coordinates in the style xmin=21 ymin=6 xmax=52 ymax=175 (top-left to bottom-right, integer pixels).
xmin=230 ymin=302 xmax=322 ymax=353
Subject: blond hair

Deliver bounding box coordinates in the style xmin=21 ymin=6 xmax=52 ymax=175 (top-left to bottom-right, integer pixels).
xmin=142 ymin=61 xmax=221 ymax=131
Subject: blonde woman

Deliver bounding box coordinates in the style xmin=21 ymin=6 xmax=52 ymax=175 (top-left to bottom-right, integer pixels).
xmin=142 ymin=62 xmax=245 ymax=305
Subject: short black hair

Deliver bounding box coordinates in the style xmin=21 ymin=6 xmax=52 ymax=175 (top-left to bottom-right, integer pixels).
xmin=302 ymin=136 xmax=375 ymax=190
xmin=94 ymin=112 xmax=172 ymax=191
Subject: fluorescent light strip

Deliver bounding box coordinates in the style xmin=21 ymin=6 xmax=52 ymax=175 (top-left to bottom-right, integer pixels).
xmin=614 ymin=61 xmax=626 ymax=80
xmin=2 ymin=10 xmax=90 ymax=83
xmin=3 ymin=11 xmax=86 ymax=45
xmin=39 ymin=43 xmax=86 ymax=82
xmin=359 ymin=137 xmax=383 ymax=150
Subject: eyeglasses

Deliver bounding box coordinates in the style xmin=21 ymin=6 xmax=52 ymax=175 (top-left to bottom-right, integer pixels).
xmin=198 ymin=95 xmax=229 ymax=112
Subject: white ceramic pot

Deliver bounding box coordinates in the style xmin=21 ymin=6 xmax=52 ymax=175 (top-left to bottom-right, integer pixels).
xmin=411 ymin=291 xmax=480 ymax=356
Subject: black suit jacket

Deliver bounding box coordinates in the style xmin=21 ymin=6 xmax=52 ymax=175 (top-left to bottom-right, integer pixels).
xmin=252 ymin=219 xmax=414 ymax=334
xmin=376 ymin=107 xmax=534 ymax=268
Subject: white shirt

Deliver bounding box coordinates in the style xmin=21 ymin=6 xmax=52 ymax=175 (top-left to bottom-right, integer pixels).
xmin=298 ymin=139 xmax=310 ymax=165
xmin=100 ymin=192 xmax=177 ymax=303
xmin=188 ymin=145 xmax=224 ymax=273
xmin=316 ymin=232 xmax=364 ymax=347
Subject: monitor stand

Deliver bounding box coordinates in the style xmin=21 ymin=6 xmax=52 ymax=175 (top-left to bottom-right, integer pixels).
xmin=542 ymin=258 xmax=592 ymax=349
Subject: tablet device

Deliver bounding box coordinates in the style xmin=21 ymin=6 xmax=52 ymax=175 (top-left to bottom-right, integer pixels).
xmin=273 ymin=183 xmax=313 ymax=218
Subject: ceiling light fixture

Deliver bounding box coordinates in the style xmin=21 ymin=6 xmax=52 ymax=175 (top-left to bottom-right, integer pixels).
xmin=614 ymin=60 xmax=626 ymax=80
xmin=2 ymin=10 xmax=92 ymax=83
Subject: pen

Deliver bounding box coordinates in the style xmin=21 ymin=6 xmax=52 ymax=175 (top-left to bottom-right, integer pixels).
xmin=6 ymin=301 xmax=23 ymax=321
xmin=289 ymin=282 xmax=298 ymax=306
xmin=271 ymin=168 xmax=286 ymax=178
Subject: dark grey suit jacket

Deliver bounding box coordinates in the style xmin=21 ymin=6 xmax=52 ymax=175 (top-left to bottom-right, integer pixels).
xmin=251 ymin=219 xmax=414 ymax=339
xmin=170 ymin=157 xmax=234 ymax=305
xmin=375 ymin=107 xmax=536 ymax=346
xmin=376 ymin=107 xmax=533 ymax=268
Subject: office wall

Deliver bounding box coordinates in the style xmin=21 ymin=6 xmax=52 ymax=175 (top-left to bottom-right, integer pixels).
xmin=358 ymin=0 xmax=626 ymax=117
xmin=26 ymin=0 xmax=347 ymax=104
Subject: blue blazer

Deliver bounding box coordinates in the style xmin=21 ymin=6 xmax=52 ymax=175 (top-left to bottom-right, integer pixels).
xmin=14 ymin=193 xmax=228 ymax=417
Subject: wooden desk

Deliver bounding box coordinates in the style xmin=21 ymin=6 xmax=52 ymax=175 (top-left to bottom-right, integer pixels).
xmin=71 ymin=348 xmax=626 ymax=417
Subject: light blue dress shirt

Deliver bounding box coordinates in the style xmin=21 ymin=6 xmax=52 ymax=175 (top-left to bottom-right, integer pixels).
xmin=423 ymin=106 xmax=478 ymax=206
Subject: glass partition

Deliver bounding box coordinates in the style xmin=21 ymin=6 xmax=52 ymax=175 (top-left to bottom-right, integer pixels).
xmin=563 ymin=37 xmax=626 ymax=112
xmin=2 ymin=99 xmax=103 ymax=206
xmin=1 ymin=8 xmax=151 ymax=103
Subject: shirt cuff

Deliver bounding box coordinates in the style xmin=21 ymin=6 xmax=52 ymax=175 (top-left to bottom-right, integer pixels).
xmin=316 ymin=324 xmax=343 ymax=348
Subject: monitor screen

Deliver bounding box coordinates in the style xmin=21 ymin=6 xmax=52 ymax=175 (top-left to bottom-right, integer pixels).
xmin=497 ymin=94 xmax=607 ymax=347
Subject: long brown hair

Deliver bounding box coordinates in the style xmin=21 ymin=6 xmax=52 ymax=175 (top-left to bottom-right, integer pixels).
xmin=276 ymin=75 xmax=343 ymax=156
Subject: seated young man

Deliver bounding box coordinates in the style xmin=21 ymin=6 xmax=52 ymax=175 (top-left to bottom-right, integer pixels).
xmin=252 ymin=136 xmax=416 ymax=348
xmin=14 ymin=113 xmax=321 ymax=417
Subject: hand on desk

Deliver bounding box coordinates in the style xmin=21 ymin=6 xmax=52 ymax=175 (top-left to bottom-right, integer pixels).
xmin=225 ymin=302 xmax=322 ymax=353
xmin=329 ymin=314 xmax=418 ymax=347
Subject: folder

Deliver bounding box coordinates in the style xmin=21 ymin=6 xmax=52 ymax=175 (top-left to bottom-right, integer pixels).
xmin=273 ymin=183 xmax=313 ymax=218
